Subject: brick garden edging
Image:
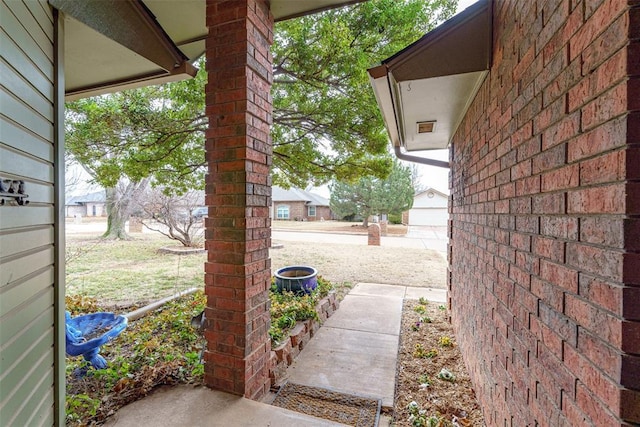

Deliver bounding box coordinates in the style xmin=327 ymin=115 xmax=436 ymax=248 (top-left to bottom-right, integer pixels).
xmin=269 ymin=292 xmax=340 ymax=387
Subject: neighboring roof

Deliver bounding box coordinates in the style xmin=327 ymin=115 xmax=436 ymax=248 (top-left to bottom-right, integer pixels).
xmin=368 ymin=0 xmax=492 ymax=152
xmin=272 ymin=187 xmax=329 ymax=206
xmin=52 ymin=0 xmax=365 ymax=100
xmin=414 ymin=187 xmax=449 ymax=199
xmin=66 ymin=191 xmax=106 ymax=206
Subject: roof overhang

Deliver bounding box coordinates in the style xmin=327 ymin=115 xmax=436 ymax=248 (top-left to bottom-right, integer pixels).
xmin=368 ymin=0 xmax=492 ymax=152
xmin=51 ymin=0 xmax=365 ymax=100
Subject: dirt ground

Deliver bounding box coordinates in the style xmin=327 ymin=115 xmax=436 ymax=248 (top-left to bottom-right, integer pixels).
xmin=395 ymin=300 xmax=485 ymax=426
xmin=270 ymin=241 xmax=447 ymax=288
xmin=270 ymin=220 xmax=447 ymax=288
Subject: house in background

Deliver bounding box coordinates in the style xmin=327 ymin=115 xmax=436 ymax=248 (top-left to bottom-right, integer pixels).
xmin=406 ymin=187 xmax=448 ymax=227
xmin=65 ymin=190 xmax=106 ymax=217
xmin=271 ymin=186 xmax=332 ymax=221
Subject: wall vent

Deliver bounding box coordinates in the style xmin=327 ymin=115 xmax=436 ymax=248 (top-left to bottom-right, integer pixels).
xmin=417 ymin=121 xmax=436 ymax=134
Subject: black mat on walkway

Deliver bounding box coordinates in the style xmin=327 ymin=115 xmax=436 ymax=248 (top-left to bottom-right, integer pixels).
xmin=272 ymin=382 xmax=380 ymax=427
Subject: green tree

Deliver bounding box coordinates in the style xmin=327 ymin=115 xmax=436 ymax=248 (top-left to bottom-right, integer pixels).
xmin=65 ymin=0 xmax=457 ymax=237
xmin=330 ymin=159 xmax=415 ymax=226
xmin=271 ymin=0 xmax=457 ymax=187
xmin=65 ymin=70 xmax=207 ymax=239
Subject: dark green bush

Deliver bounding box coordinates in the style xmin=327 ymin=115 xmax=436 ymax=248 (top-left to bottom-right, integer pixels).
xmin=388 ymin=213 xmax=403 ymax=224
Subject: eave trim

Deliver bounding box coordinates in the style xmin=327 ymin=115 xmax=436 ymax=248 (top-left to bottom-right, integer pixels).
xmin=64 ymin=61 xmax=198 ymax=101
xmin=367 ymin=0 xmax=493 ymax=153
xmin=50 ymin=0 xmax=187 ymax=71
xmin=273 ymin=0 xmax=366 ymax=21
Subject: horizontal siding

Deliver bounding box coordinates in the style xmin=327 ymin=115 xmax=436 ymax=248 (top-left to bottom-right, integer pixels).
xmin=3 ymin=0 xmax=54 ymax=61
xmin=0 ymin=29 xmax=53 ymax=102
xmin=1 ymin=58 xmax=54 ymax=120
xmin=0 ymin=205 xmax=54 ymax=230
xmin=14 ymin=180 xmax=54 ymax=205
xmin=0 ymin=144 xmax=53 ymax=182
xmin=0 ymin=335 xmax=54 ymax=426
xmin=29 ymin=388 xmax=54 ymax=427
xmin=0 ymin=0 xmax=56 ymax=424
xmin=11 ymin=368 xmax=54 ymax=427
xmin=0 ymin=282 xmax=53 ymax=344
xmin=25 ymin=0 xmax=54 ymax=28
xmin=0 ymin=116 xmax=53 ymax=162
xmin=0 ymin=246 xmax=54 ymax=291
xmin=0 ymin=88 xmax=53 ymax=142
xmin=0 ymin=1 xmax=54 ymax=92
xmin=0 ymin=304 xmax=52 ymax=375
xmin=0 ymin=226 xmax=53 ymax=258
xmin=0 ymin=268 xmax=54 ymax=316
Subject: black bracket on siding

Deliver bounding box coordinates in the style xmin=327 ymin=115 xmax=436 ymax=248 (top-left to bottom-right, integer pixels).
xmin=0 ymin=179 xmax=29 ymax=206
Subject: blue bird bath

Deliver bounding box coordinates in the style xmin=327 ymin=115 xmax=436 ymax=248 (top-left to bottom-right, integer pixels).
xmin=274 ymin=266 xmax=318 ymax=294
xmin=65 ymin=311 xmax=127 ymax=369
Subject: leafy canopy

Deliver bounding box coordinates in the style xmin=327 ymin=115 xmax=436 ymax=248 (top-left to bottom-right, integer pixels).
xmin=271 ymin=0 xmax=457 ymax=187
xmin=65 ymin=67 xmax=207 ymax=193
xmin=65 ymin=0 xmax=458 ymax=191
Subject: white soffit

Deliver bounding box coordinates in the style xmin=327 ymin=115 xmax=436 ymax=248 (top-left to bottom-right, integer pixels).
xmin=368 ymin=0 xmax=492 ymax=152
xmin=55 ymin=0 xmax=364 ymax=100
xmin=394 ymin=71 xmax=488 ymax=151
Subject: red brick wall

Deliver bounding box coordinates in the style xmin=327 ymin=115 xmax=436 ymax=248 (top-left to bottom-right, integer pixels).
xmin=274 ymin=202 xmax=332 ymax=221
xmin=204 ymin=0 xmax=274 ymax=400
xmin=315 ymin=206 xmax=332 ymax=221
xmin=449 ymin=1 xmax=640 ymax=425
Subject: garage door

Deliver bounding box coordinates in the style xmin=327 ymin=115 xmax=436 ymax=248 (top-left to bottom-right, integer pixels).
xmin=408 ymin=208 xmax=448 ymax=226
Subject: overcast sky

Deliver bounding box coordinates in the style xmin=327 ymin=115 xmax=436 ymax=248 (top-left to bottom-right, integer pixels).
xmin=456 ymin=0 xmax=479 ymax=14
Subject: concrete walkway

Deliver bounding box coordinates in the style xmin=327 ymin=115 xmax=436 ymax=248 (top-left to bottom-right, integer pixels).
xmin=104 ymin=284 xmax=446 ymax=426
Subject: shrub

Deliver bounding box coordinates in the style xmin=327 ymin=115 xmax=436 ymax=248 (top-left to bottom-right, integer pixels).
xmin=269 ymin=275 xmax=334 ymax=345
xmin=388 ymin=213 xmax=403 ymax=224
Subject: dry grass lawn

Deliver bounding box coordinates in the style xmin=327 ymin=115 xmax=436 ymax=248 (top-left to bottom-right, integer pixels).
xmin=271 ymin=241 xmax=446 ymax=289
xmin=66 ymin=219 xmax=447 ymax=304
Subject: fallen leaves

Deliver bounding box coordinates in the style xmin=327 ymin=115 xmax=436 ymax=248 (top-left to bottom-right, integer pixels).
xmin=394 ymin=300 xmax=485 ymax=426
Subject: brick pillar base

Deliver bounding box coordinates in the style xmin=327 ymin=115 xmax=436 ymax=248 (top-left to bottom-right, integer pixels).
xmin=379 ymin=220 xmax=388 ymax=236
xmin=402 ymin=211 xmax=409 ymax=225
xmin=368 ymin=223 xmax=381 ymax=246
xmin=204 ymin=0 xmax=274 ymax=400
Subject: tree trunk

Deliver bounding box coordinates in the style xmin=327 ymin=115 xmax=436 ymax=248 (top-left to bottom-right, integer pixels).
xmin=104 ymin=205 xmax=129 ymax=239
xmin=103 ymin=179 xmax=149 ymax=240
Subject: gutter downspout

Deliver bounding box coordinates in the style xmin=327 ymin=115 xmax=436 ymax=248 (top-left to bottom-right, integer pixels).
xmin=394 ymin=146 xmax=450 ymax=169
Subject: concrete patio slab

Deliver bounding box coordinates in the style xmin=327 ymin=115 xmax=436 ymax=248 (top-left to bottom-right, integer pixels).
xmin=104 ymin=385 xmax=347 ymax=427
xmin=283 ymin=283 xmax=406 ymax=410
xmin=286 ymin=327 xmax=399 ymax=409
xmin=101 ymin=283 xmax=448 ymax=425
xmin=404 ymin=287 xmax=447 ymax=302
xmin=324 ymin=293 xmax=403 ymax=335
xmin=350 ymin=282 xmax=407 ymax=298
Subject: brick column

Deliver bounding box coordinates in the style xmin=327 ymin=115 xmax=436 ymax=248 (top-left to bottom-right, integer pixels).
xmin=204 ymin=0 xmax=273 ymax=400
xmin=368 ymin=223 xmax=381 ymax=246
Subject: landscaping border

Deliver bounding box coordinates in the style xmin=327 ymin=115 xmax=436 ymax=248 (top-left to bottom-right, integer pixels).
xmin=269 ymin=292 xmax=340 ymax=387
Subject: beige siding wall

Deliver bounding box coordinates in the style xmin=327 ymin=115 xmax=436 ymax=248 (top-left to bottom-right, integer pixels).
xmin=0 ymin=0 xmax=59 ymax=425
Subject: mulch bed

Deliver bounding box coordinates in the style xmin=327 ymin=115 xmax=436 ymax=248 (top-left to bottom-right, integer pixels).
xmin=394 ymin=300 xmax=485 ymax=426
xmin=272 ymin=382 xmax=381 ymax=427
